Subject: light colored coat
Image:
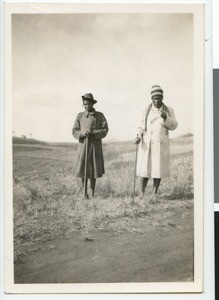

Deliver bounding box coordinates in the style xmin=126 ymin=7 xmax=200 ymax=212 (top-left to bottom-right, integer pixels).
xmin=72 ymin=109 xmax=108 ymax=178
xmin=136 ymin=103 xmax=178 ymax=178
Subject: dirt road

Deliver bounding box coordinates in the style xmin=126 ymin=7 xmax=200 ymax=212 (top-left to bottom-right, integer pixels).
xmin=14 ymin=217 xmax=193 ymax=283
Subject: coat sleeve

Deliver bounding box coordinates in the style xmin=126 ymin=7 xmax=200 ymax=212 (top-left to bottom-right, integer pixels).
xmin=163 ymin=107 xmax=178 ymax=131
xmin=72 ymin=113 xmax=84 ymax=141
xmin=93 ymin=113 xmax=109 ymax=140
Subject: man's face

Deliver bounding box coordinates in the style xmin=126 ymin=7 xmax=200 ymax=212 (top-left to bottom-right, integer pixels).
xmin=152 ymin=95 xmax=163 ymax=108
xmin=83 ymin=100 xmax=94 ymax=112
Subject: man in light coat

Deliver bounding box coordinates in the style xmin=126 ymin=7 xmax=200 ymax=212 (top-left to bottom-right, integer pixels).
xmin=72 ymin=93 xmax=109 ymax=199
xmin=135 ymin=85 xmax=178 ymax=197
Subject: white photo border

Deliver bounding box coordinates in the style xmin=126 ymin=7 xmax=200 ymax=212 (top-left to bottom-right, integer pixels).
xmin=3 ymin=1 xmax=213 ymax=297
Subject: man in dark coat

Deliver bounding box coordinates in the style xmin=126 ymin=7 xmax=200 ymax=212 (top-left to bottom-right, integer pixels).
xmin=72 ymin=93 xmax=109 ymax=199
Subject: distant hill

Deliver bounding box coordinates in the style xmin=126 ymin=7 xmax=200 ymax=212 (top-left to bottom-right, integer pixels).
xmin=13 ymin=137 xmax=47 ymax=145
xmin=47 ymin=142 xmax=77 ymax=149
xmin=180 ymin=133 xmax=193 ymax=138
xmin=12 ymin=133 xmax=193 ymax=147
xmin=104 ymin=139 xmax=121 ymax=143
xmin=174 ymin=133 xmax=193 ymax=139
xmin=169 ymin=132 xmax=193 ymax=140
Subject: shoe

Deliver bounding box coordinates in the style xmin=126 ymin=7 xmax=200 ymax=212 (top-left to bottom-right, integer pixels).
xmin=83 ymin=194 xmax=89 ymax=199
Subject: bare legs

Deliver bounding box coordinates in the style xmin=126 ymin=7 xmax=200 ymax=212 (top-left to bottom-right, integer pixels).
xmin=140 ymin=177 xmax=161 ymax=196
xmin=140 ymin=177 xmax=149 ymax=197
xmin=153 ymin=178 xmax=161 ymax=194
xmin=81 ymin=178 xmax=96 ymax=198
xmin=81 ymin=177 xmax=161 ymax=199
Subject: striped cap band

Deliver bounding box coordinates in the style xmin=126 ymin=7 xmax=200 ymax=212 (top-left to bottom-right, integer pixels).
xmin=151 ymin=85 xmax=163 ymax=98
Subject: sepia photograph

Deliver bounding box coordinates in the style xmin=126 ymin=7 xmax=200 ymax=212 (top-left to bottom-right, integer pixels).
xmin=4 ymin=2 xmax=204 ymax=294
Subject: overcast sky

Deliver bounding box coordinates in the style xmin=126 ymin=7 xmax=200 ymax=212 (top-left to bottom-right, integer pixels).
xmin=12 ymin=13 xmax=193 ymax=142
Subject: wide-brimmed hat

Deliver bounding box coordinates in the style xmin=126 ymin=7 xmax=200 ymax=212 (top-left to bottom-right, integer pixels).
xmin=81 ymin=93 xmax=97 ymax=104
xmin=151 ymin=85 xmax=163 ymax=99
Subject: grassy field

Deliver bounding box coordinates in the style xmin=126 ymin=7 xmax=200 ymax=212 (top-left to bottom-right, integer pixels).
xmin=13 ymin=135 xmax=193 ymax=265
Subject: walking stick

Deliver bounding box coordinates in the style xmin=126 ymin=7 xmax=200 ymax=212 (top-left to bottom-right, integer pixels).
xmin=132 ymin=134 xmax=139 ymax=204
xmin=83 ymin=137 xmax=88 ymax=199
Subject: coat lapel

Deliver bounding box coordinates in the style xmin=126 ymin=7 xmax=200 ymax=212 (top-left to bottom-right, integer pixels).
xmin=144 ymin=103 xmax=169 ymax=131
xmin=145 ymin=103 xmax=152 ymax=131
xmin=83 ymin=109 xmax=96 ymax=118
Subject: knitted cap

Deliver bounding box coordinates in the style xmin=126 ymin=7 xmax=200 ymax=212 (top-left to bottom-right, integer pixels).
xmin=151 ymin=85 xmax=163 ymax=99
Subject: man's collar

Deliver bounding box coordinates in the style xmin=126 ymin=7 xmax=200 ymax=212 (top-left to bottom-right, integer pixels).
xmin=84 ymin=109 xmax=96 ymax=117
xmin=151 ymin=103 xmax=163 ymax=110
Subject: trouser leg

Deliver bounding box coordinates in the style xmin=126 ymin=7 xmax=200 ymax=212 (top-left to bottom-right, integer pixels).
xmin=153 ymin=178 xmax=161 ymax=194
xmin=90 ymin=178 xmax=96 ymax=197
xmin=140 ymin=177 xmax=149 ymax=196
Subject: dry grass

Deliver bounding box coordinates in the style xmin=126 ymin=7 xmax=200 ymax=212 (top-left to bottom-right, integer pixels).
xmin=13 ymin=135 xmax=193 ymax=263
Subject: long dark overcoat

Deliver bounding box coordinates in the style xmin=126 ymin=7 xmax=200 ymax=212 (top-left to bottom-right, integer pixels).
xmin=72 ymin=109 xmax=109 ymax=178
